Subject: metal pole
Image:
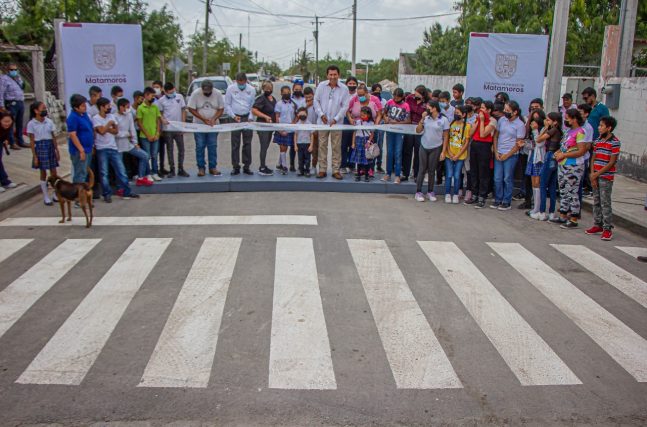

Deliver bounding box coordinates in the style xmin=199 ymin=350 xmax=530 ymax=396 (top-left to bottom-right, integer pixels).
xmin=351 ymin=0 xmax=357 ymax=75
xmin=545 ymin=0 xmax=571 ymax=113
xmin=187 ymin=47 xmax=194 ymax=93
xmin=53 ymin=19 xmax=65 ymax=103
xmin=314 ymin=16 xmax=320 ymax=84
xmin=203 ymin=0 xmax=210 ymax=75
xmin=366 ymin=62 xmax=369 ymax=85
xmin=238 ymin=33 xmax=242 ymax=73
xmin=616 ymin=0 xmax=638 ymax=77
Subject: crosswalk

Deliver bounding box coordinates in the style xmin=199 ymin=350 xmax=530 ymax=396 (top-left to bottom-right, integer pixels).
xmin=1 ymin=237 xmax=646 ymax=390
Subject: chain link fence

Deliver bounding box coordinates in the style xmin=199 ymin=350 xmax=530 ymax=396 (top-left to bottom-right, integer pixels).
xmin=563 ymin=64 xmax=601 ymax=77
xmin=0 ymin=54 xmax=60 ymax=98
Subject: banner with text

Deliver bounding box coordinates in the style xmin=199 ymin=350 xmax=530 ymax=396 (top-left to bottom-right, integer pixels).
xmin=58 ymin=22 xmax=144 ymax=112
xmin=164 ymin=121 xmax=421 ymax=135
xmin=466 ymin=32 xmax=548 ymax=110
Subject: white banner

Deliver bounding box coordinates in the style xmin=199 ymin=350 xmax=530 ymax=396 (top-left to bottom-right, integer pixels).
xmin=466 ymin=32 xmax=548 ymax=110
xmin=164 ymin=121 xmax=421 ymax=135
xmin=58 ymin=22 xmax=144 ymax=112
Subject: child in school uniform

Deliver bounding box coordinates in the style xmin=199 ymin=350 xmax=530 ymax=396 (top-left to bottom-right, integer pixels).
xmin=27 ymin=101 xmax=60 ymax=205
xmin=350 ymin=107 xmax=375 ymax=182
xmin=293 ymin=107 xmax=314 ymax=177
xmin=274 ymin=86 xmax=297 ymax=174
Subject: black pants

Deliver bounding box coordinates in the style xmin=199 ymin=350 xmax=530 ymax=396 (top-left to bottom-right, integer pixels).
xmin=160 ymin=132 xmax=185 ymax=171
xmin=416 ymin=145 xmax=442 ymax=193
xmin=297 ymin=144 xmax=311 ymax=172
xmin=340 ymin=117 xmax=353 ymax=169
xmin=470 ymin=141 xmax=493 ymax=200
xmin=231 ymin=116 xmax=253 ymax=170
xmin=258 ymin=131 xmax=273 ymax=169
xmin=402 ymin=134 xmax=421 ymax=179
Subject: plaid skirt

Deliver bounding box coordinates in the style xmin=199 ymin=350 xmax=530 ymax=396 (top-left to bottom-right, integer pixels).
xmin=274 ymin=132 xmax=294 ymax=146
xmin=525 ymin=151 xmax=543 ymax=176
xmin=349 ymin=136 xmax=369 ymax=165
xmin=32 ymin=139 xmax=59 ymax=170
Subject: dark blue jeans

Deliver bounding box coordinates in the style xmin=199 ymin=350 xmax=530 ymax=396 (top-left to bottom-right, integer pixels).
xmin=194 ymin=132 xmax=218 ymax=170
xmin=97 ymin=148 xmax=132 ymax=197
xmin=5 ymin=100 xmax=25 ymax=146
xmin=494 ymin=154 xmax=518 ymax=204
xmin=539 ymin=151 xmax=558 ymax=213
xmin=0 ymin=148 xmax=11 ymax=186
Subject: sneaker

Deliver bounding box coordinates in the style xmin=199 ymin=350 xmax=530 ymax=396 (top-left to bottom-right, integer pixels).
xmin=464 ymin=197 xmax=477 ymax=205
xmin=585 ymin=226 xmax=604 ymax=235
xmin=178 ymin=169 xmax=190 ymax=177
xmin=400 ymin=176 xmax=409 ymax=182
xmin=243 ymin=168 xmax=253 ymax=176
xmin=231 ymin=168 xmax=241 ymax=176
xmin=197 ymin=168 xmax=206 ymax=177
xmin=258 ymin=167 xmax=274 ymax=176
xmin=44 ymin=200 xmax=53 ymax=206
xmin=167 ymin=169 xmax=176 ymax=178
xmin=465 ymin=190 xmax=473 ymax=201
xmin=116 ymin=189 xmax=125 ymax=197
xmin=289 ymin=166 xmax=297 ymax=172
xmin=354 ymin=175 xmax=360 ymax=182
xmin=530 ymin=212 xmax=547 ymax=221
xmin=4 ymin=182 xmax=17 ymax=189
xmin=517 ymin=201 xmax=531 ymax=209
xmin=550 ymin=216 xmax=567 ymax=224
xmin=377 ymin=167 xmax=385 ymax=174
xmin=458 ymin=189 xmax=463 ymax=199
xmin=394 ymin=177 xmax=401 ymax=184
xmin=601 ymin=229 xmax=613 ymax=241
xmin=103 ymin=195 xmax=112 ymax=203
xmin=122 ymin=193 xmax=140 ymax=199
xmin=152 ymin=174 xmax=162 ymax=181
xmin=475 ymin=200 xmax=486 ymax=209
xmin=160 ymin=168 xmax=170 ymax=176
xmin=490 ymin=201 xmax=502 ymax=209
xmin=445 ymin=194 xmax=452 ymax=203
xmin=498 ymin=203 xmax=512 ymax=211
xmin=452 ymin=195 xmax=459 ymax=204
xmin=305 ymin=171 xmax=312 ymax=178
xmin=209 ymin=168 xmax=222 ymax=176
xmin=364 ymin=174 xmax=369 ymax=182
xmin=560 ymin=220 xmax=579 ymax=229
xmin=0 ymin=187 xmax=5 ymax=193
xmin=548 ymin=213 xmax=559 ymax=222
xmin=512 ymin=193 xmax=525 ymax=201
xmin=427 ymin=192 xmax=437 ymax=202
xmin=280 ymin=168 xmax=288 ymax=175
xmin=415 ymin=192 xmax=425 ymax=202
xmin=381 ymin=175 xmax=390 ymax=182
xmin=340 ymin=167 xmax=349 ymax=174
xmin=368 ymin=169 xmax=374 ymax=178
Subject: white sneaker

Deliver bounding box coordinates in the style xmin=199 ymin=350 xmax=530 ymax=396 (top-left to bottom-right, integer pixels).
xmin=4 ymin=182 xmax=17 ymax=189
xmin=152 ymin=174 xmax=163 ymax=181
xmin=452 ymin=195 xmax=460 ymax=204
xmin=530 ymin=211 xmax=546 ymax=221
xmin=427 ymin=192 xmax=437 ymax=202
xmin=548 ymin=213 xmax=558 ymax=221
xmin=445 ymin=194 xmax=451 ymax=203
xmin=415 ymin=192 xmax=425 ymax=202
xmin=0 ymin=187 xmax=5 ymax=193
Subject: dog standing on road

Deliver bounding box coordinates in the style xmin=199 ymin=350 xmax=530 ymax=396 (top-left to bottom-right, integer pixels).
xmin=48 ymin=168 xmax=94 ymax=228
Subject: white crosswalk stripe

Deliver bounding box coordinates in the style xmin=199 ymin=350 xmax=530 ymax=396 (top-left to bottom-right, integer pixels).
xmin=347 ymin=239 xmax=462 ymax=389
xmin=0 ymin=215 xmax=318 ymax=227
xmin=1 ymin=237 xmax=646 ymax=389
xmin=269 ymin=238 xmax=336 ymax=389
xmin=17 ymin=238 xmax=171 ymax=385
xmin=616 ymin=246 xmax=647 ymax=259
xmin=139 ymin=238 xmax=242 ymax=388
xmin=419 ymin=241 xmax=581 ymax=386
xmin=0 ymin=239 xmax=32 ymax=264
xmin=489 ymin=242 xmax=647 ymax=382
xmin=0 ymin=239 xmax=100 ymax=339
xmin=552 ymin=244 xmax=647 ymax=309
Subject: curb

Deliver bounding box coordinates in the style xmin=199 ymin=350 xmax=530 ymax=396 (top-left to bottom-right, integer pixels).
xmin=0 ymin=184 xmax=41 ymax=213
xmin=581 ymin=199 xmax=647 ymax=238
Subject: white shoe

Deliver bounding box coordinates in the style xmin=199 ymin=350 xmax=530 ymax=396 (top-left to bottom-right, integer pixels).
xmin=452 ymin=195 xmax=459 ymax=204
xmin=548 ymin=213 xmax=558 ymax=221
xmin=423 ymin=176 xmax=428 ymax=183
xmin=0 ymin=187 xmax=5 ymax=193
xmin=152 ymin=174 xmax=162 ymax=181
xmin=445 ymin=194 xmax=451 ymax=203
xmin=415 ymin=192 xmax=425 ymax=202
xmin=4 ymin=182 xmax=17 ymax=189
xmin=530 ymin=212 xmax=546 ymax=221
xmin=427 ymin=192 xmax=437 ymax=202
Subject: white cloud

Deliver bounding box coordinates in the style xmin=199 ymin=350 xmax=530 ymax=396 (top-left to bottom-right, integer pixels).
xmin=147 ymin=0 xmax=459 ymax=69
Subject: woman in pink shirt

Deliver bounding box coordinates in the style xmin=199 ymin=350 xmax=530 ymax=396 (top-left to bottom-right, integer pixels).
xmin=347 ymin=84 xmax=383 ymax=177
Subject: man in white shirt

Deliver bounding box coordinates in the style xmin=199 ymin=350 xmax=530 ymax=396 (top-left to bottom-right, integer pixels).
xmin=158 ymin=82 xmax=188 ymax=178
xmin=92 ymin=97 xmax=139 ymax=202
xmin=115 ymin=98 xmax=153 ymax=186
xmin=313 ymin=65 xmax=350 ymax=179
xmin=225 ymin=72 xmax=256 ymax=175
xmin=86 ymin=86 xmax=102 ymax=118
xmin=187 ymin=80 xmax=225 ymax=176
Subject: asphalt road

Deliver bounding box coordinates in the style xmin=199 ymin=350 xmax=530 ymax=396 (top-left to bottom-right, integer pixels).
xmin=0 ymin=188 xmax=646 ymax=426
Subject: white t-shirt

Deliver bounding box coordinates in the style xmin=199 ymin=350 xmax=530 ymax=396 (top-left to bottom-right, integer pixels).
xmin=92 ymin=114 xmax=118 ymax=150
xmin=496 ymin=117 xmax=526 ymax=154
xmin=187 ymin=89 xmax=224 ymax=125
xmin=26 ymin=117 xmax=55 ymax=141
xmin=275 ymin=99 xmax=297 ymax=124
xmin=295 ymin=121 xmax=312 ymax=144
xmin=157 ymin=94 xmax=186 ymax=123
xmin=421 ymin=115 xmax=450 ymax=149
xmin=86 ymin=102 xmax=100 ymax=118
xmin=115 ymin=112 xmax=137 ymax=152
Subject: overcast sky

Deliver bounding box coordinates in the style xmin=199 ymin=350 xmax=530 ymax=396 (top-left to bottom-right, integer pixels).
xmin=148 ymin=0 xmax=459 ymax=69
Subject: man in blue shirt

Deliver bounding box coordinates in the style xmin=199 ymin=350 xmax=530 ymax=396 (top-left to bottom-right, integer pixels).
xmin=66 ymin=94 xmax=96 ymax=184
xmin=581 ymin=87 xmax=609 ymax=140
xmin=0 ymin=63 xmax=28 ymax=149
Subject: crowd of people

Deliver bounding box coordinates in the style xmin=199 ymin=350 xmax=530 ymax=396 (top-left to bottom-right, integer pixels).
xmin=0 ymin=63 xmax=624 ymax=240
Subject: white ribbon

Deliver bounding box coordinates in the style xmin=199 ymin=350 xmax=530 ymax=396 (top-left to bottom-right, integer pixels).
xmin=164 ymin=121 xmax=420 ymax=135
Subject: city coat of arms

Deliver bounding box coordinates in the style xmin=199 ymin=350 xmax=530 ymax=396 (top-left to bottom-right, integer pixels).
xmin=93 ymin=44 xmax=116 ymax=70
xmin=495 ymin=54 xmax=517 ymax=79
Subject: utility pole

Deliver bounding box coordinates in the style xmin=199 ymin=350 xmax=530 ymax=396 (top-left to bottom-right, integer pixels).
xmin=238 ymin=33 xmax=242 ymax=73
xmin=616 ymin=0 xmax=638 ymax=77
xmin=361 ymin=59 xmax=373 ymax=85
xmin=312 ymin=16 xmax=322 ymax=84
xmin=351 ymin=0 xmax=357 ymax=76
xmin=248 ymin=14 xmax=251 ymax=54
xmin=187 ymin=47 xmax=194 ymax=92
xmin=203 ymin=0 xmax=210 ymax=75
xmin=545 ymin=0 xmax=570 ymax=113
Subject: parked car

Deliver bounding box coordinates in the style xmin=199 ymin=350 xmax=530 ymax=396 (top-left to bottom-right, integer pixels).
xmin=186 ymin=75 xmax=234 ymax=123
xmin=246 ymin=73 xmax=261 ymax=94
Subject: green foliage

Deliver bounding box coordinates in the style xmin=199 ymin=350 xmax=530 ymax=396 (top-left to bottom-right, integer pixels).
xmin=364 ymin=58 xmax=398 ymax=85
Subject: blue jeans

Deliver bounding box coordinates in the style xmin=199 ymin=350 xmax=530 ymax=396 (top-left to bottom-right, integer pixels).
xmin=494 ymin=154 xmax=518 ymax=204
xmin=194 ymin=132 xmax=218 ymax=170
xmin=70 ymin=152 xmax=93 ymax=184
xmin=6 ymin=100 xmax=25 ymax=146
xmin=97 ymin=148 xmax=132 ymax=197
xmin=0 ymin=149 xmax=11 ymax=186
xmin=129 ymin=146 xmax=150 ymax=178
xmin=445 ymin=158 xmax=464 ymax=196
xmin=539 ymin=151 xmax=558 ymax=213
xmin=140 ymin=138 xmax=159 ymax=174
xmin=385 ymin=132 xmax=404 ymax=177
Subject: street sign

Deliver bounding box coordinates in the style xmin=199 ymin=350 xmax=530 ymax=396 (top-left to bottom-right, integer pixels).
xmin=222 ymin=62 xmax=231 ymax=72
xmin=167 ymin=56 xmax=186 ymax=73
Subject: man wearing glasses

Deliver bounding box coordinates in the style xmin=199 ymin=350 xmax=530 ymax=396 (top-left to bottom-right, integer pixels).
xmin=581 ymin=87 xmax=610 ymax=140
xmin=0 ymin=63 xmax=27 ymax=149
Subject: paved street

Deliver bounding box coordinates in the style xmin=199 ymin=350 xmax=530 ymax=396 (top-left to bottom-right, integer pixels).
xmin=0 ymin=191 xmax=646 ymax=426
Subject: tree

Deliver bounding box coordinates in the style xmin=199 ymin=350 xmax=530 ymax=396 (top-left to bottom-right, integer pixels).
xmin=363 ymin=58 xmax=398 ymax=85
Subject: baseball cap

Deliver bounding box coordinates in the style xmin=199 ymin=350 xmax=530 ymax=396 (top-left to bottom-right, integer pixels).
xmin=561 ymin=93 xmax=572 ymax=100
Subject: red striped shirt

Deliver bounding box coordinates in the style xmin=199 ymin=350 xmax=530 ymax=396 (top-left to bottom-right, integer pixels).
xmin=593 ymin=134 xmax=621 ymax=181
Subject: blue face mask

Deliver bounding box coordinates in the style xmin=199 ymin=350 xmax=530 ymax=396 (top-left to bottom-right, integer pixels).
xmin=237 ymin=83 xmax=246 ymax=91
xmin=166 ymin=92 xmax=176 ymax=99
xmin=439 ymin=102 xmax=448 ymax=109
xmin=8 ymin=70 xmax=18 ymax=78
xmin=359 ymin=96 xmax=367 ymax=103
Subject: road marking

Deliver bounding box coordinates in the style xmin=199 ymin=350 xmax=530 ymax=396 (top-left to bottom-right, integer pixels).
xmin=269 ymin=238 xmax=336 ymax=389
xmin=0 ymin=239 xmax=100 ymax=339
xmin=0 ymin=216 xmax=318 ymax=227
xmin=616 ymin=246 xmax=647 ymax=259
xmin=347 ymin=239 xmax=462 ymax=389
xmin=139 ymin=238 xmax=242 ymax=388
xmin=489 ymin=242 xmax=647 ymax=382
xmin=17 ymin=238 xmax=171 ymax=385
xmin=0 ymin=239 xmax=32 ymax=263
xmin=552 ymin=244 xmax=647 ymax=309
xmin=419 ymin=241 xmax=581 ymax=386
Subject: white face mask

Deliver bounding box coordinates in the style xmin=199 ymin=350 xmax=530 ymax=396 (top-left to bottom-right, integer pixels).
xmin=154 ymin=88 xmax=161 ymax=96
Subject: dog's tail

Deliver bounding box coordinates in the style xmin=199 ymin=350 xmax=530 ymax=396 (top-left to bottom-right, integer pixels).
xmin=86 ymin=167 xmax=95 ymax=188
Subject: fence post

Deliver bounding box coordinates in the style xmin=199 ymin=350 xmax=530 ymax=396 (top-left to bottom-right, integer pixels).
xmin=31 ymin=48 xmax=46 ymax=103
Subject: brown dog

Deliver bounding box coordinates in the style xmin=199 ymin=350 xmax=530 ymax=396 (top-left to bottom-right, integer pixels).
xmin=48 ymin=168 xmax=94 ymax=228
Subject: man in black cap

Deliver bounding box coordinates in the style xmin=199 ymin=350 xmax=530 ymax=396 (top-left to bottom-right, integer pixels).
xmin=559 ymin=93 xmax=573 ymax=128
